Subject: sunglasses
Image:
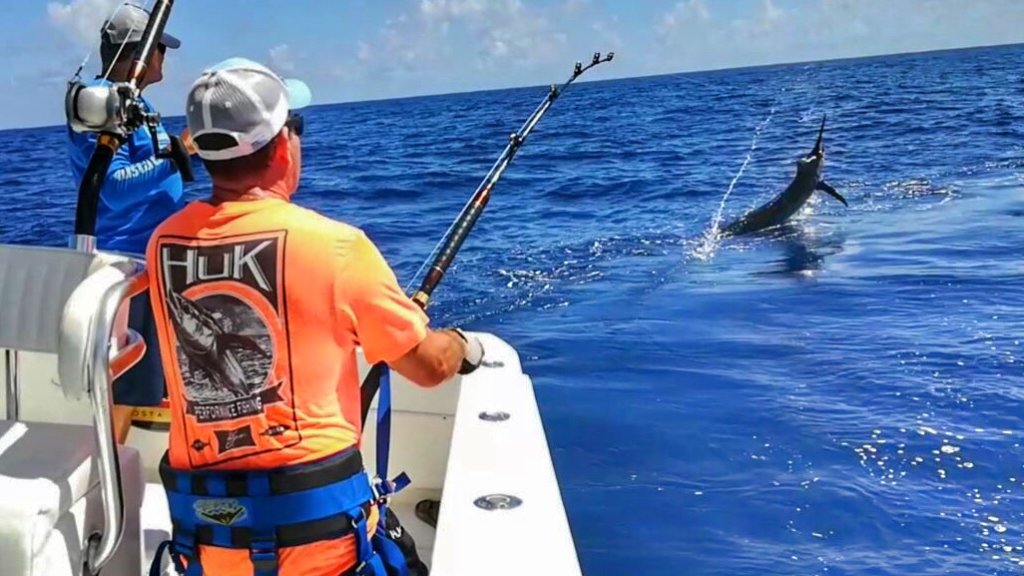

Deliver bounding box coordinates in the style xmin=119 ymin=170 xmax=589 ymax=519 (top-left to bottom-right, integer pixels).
xmin=285 ymin=112 xmax=304 ymax=137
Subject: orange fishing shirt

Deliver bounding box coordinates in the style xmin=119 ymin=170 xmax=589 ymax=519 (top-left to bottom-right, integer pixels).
xmin=146 ymin=197 xmax=429 ymax=576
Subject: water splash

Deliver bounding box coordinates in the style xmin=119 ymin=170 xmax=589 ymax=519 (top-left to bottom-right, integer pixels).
xmin=691 ymin=106 xmax=777 ymax=260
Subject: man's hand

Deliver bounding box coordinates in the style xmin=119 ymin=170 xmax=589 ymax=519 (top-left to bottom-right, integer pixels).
xmin=450 ymin=328 xmax=484 ymax=375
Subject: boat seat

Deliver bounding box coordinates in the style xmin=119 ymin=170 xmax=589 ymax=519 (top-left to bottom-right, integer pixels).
xmin=142 ymin=482 xmax=175 ymax=576
xmin=0 ymin=244 xmax=149 ymax=576
xmin=0 ymin=245 xmax=138 ymax=424
xmin=0 ymin=420 xmax=144 ymax=576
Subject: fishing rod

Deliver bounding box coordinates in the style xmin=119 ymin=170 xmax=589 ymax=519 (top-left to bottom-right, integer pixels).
xmin=64 ymin=0 xmax=190 ymax=252
xmin=361 ymin=51 xmax=614 ymax=424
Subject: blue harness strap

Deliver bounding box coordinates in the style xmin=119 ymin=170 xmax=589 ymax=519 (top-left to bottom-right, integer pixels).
xmin=369 ymin=367 xmax=412 ymax=576
xmin=374 ymin=367 xmax=411 ymax=519
xmin=377 ymin=367 xmax=392 ymax=487
xmin=162 ymin=470 xmax=375 ymax=538
xmin=151 ymin=366 xmax=418 ymax=576
xmin=150 ymin=447 xmax=402 ymax=576
xmin=372 ymin=530 xmax=410 ymax=576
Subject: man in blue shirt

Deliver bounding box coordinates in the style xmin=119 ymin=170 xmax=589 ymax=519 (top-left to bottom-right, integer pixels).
xmin=68 ymin=2 xmax=187 ymax=254
xmin=66 ymin=2 xmax=188 ymax=438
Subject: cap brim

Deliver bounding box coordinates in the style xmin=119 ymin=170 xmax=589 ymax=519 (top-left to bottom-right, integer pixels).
xmin=160 ymin=32 xmax=181 ymax=49
xmin=284 ymin=79 xmax=312 ymax=110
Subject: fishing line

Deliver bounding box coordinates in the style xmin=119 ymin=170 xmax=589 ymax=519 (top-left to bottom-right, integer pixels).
xmin=67 ymin=1 xmax=142 ymax=85
xmin=366 ymin=52 xmax=615 ymax=424
xmin=692 ymin=104 xmax=777 ymax=260
xmin=100 ymin=2 xmax=141 ymax=81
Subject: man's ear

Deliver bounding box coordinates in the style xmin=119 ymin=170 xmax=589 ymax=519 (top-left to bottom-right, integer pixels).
xmin=271 ymin=131 xmax=292 ymax=167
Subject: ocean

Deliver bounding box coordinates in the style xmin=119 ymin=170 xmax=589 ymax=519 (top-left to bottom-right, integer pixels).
xmin=3 ymin=43 xmax=1023 ymax=575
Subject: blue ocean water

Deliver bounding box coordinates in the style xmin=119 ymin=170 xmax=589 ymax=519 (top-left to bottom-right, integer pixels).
xmin=3 ymin=44 xmax=1024 ymax=575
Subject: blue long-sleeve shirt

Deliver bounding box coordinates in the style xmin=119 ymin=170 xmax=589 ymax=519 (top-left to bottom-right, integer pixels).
xmin=67 ymin=79 xmax=185 ymax=256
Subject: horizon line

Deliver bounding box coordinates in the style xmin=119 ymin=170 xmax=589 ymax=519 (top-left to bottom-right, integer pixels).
xmin=9 ymin=40 xmax=1023 ymax=133
xmin=341 ymin=40 xmax=1023 ymax=106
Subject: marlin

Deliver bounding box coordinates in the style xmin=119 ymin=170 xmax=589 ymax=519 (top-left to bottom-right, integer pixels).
xmin=719 ymin=115 xmax=847 ymax=237
xmin=167 ymin=291 xmax=270 ymax=398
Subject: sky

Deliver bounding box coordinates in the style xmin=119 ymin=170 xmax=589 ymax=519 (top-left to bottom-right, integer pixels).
xmin=2 ymin=0 xmax=1023 ymax=129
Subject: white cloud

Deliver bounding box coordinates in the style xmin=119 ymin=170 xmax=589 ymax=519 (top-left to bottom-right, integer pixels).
xmin=357 ymin=41 xmax=373 ymax=63
xmin=563 ymin=0 xmax=590 ymax=15
xmin=416 ymin=0 xmax=568 ymax=68
xmin=591 ymin=18 xmax=624 ymax=53
xmin=258 ymin=0 xmax=621 ymax=106
xmin=803 ymin=0 xmax=1024 ymax=53
xmin=269 ymin=44 xmax=295 ymax=73
xmin=659 ymin=0 xmax=710 ymax=33
xmin=46 ymin=0 xmax=122 ymax=50
xmin=654 ymin=0 xmax=1024 ymax=74
xmin=341 ymin=0 xmax=616 ymax=101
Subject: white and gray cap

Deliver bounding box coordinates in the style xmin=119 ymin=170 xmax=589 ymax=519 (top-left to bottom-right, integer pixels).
xmin=185 ymin=57 xmax=312 ymax=162
xmin=101 ymin=2 xmax=181 ymax=49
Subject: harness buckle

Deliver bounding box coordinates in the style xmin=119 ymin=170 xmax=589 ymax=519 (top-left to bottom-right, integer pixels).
xmin=371 ymin=476 xmax=389 ymax=506
xmin=372 ymin=472 xmax=411 ymax=506
xmin=249 ymin=540 xmax=278 ymax=574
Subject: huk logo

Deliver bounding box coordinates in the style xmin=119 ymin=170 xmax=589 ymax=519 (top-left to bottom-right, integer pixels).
xmin=162 ymin=239 xmax=275 ymax=294
xmin=194 ymin=499 xmax=249 ymax=526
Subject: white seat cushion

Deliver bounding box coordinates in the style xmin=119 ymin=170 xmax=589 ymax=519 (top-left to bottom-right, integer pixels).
xmin=142 ymin=483 xmax=175 ymax=576
xmin=0 ymin=420 xmax=143 ymax=576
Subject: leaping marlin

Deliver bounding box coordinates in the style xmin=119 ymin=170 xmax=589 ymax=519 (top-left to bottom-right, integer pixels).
xmin=166 ymin=291 xmax=271 ymax=399
xmin=719 ymin=114 xmax=847 ymax=237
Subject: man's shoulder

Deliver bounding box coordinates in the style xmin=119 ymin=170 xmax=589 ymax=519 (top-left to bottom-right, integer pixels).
xmin=276 ymin=204 xmax=385 ymax=271
xmin=280 ymin=202 xmax=364 ymax=241
xmin=149 ymin=201 xmax=206 ymax=237
xmin=145 ymin=200 xmax=370 ymax=254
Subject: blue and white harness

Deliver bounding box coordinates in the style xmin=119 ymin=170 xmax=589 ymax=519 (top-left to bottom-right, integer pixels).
xmin=151 ymin=369 xmax=410 ymax=576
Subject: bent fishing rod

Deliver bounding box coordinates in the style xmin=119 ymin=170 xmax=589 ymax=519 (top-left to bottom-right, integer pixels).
xmin=65 ymin=0 xmax=191 ymax=252
xmin=361 ymin=51 xmax=614 ymax=423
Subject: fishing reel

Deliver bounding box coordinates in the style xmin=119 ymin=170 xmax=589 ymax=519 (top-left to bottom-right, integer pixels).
xmin=65 ymin=80 xmax=142 ymax=137
xmin=65 ymin=79 xmax=194 ymax=181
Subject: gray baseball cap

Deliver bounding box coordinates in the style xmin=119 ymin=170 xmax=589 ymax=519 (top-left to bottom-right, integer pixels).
xmin=100 ymin=2 xmax=181 ymax=49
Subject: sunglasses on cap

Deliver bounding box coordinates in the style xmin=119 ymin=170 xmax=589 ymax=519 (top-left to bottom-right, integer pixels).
xmin=285 ymin=112 xmax=304 ymax=137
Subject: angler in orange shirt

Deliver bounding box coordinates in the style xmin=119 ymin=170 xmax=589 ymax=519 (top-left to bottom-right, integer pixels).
xmin=146 ymin=57 xmax=483 ymax=576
